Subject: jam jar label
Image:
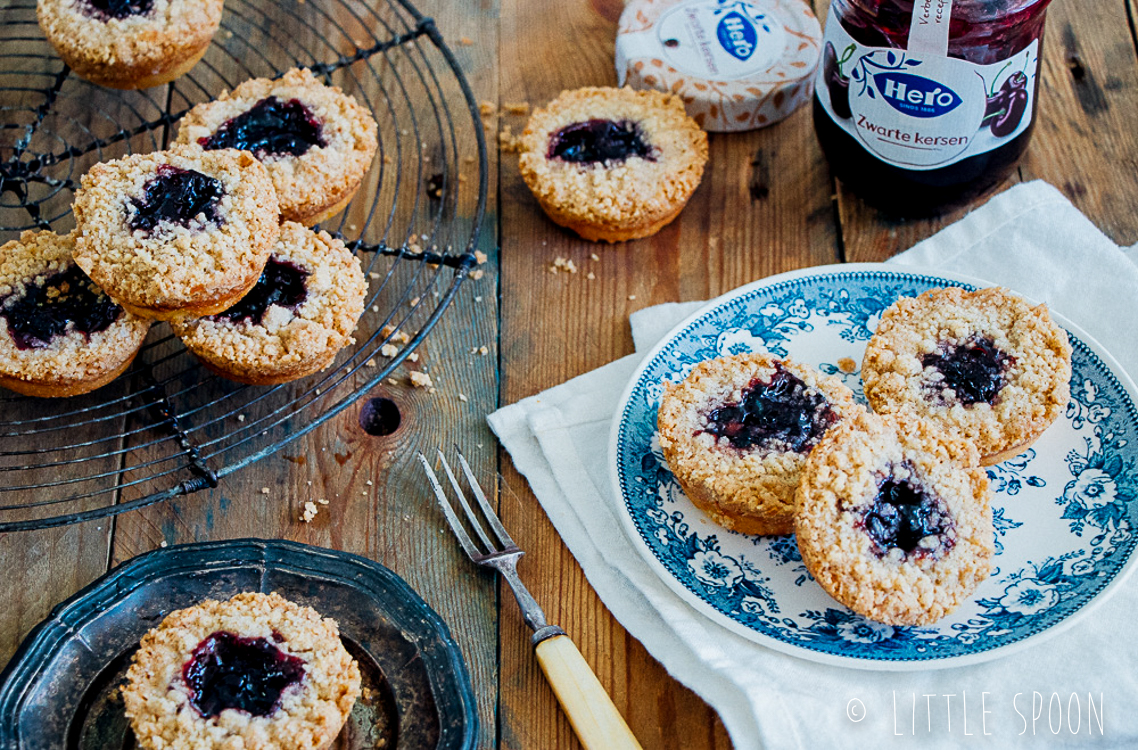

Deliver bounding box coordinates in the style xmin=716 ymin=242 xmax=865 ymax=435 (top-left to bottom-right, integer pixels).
xmin=653 ymin=0 xmax=790 ymax=79
xmin=815 ymin=11 xmax=1039 ymax=170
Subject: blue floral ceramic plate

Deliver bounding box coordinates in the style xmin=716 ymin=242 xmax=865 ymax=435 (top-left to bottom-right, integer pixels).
xmin=610 ymin=264 xmax=1138 ymax=670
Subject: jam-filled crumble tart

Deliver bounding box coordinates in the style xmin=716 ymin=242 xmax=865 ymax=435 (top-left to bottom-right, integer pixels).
xmin=518 ymin=86 xmax=708 ymax=243
xmin=36 ymin=0 xmax=222 ymax=89
xmin=657 ymin=352 xmax=862 ymax=536
xmin=175 ymin=67 xmax=379 ymax=226
xmin=72 ymin=144 xmax=280 ymax=321
xmin=123 ymin=592 xmax=361 ymax=750
xmin=171 ymin=222 xmax=366 ymax=385
xmin=862 ymin=286 xmax=1072 ymax=466
xmin=0 ymin=230 xmax=149 ymax=397
xmin=795 ymin=411 xmax=993 ymax=626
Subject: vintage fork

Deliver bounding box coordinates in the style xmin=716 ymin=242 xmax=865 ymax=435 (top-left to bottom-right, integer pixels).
xmin=418 ymin=448 xmax=643 ymax=750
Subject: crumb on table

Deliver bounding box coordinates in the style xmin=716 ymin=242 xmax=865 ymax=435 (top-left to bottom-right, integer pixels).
xmin=550 ymin=256 xmax=578 ymax=274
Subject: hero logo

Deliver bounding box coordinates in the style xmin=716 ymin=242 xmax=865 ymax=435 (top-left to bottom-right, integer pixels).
xmin=716 ymin=11 xmax=757 ymax=62
xmin=872 ymin=72 xmax=963 ymax=118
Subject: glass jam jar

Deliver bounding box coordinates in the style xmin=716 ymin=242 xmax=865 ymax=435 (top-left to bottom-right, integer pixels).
xmin=813 ymin=0 xmax=1053 ymax=215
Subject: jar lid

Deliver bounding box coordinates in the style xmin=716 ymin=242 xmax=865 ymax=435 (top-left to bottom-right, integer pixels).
xmin=616 ymin=0 xmax=822 ymax=131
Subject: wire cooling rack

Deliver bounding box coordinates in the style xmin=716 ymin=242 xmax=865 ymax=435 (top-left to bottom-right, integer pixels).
xmin=0 ymin=0 xmax=488 ymax=531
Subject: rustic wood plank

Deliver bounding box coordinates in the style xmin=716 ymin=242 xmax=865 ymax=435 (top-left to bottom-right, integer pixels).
xmin=497 ymin=0 xmax=837 ymax=748
xmin=109 ymin=0 xmax=503 ymax=746
xmin=0 ymin=525 xmax=111 ymax=665
xmin=1019 ymin=0 xmax=1138 ymax=245
xmin=0 ymin=21 xmax=174 ymax=667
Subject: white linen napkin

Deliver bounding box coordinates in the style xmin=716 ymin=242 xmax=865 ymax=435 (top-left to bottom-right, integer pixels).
xmin=488 ymin=181 xmax=1138 ymax=749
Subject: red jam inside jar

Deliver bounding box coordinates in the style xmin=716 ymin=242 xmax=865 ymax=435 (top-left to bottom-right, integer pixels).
xmin=813 ymin=0 xmax=1053 ymax=216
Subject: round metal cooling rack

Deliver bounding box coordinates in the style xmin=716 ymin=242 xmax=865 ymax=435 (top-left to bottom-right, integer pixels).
xmin=0 ymin=0 xmax=488 ymax=531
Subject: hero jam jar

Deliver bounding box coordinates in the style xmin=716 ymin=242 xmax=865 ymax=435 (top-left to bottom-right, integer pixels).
xmin=813 ymin=0 xmax=1053 ymax=215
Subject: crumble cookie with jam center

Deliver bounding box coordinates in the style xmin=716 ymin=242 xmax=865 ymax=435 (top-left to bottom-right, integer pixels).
xmin=123 ymin=592 xmax=361 ymax=750
xmin=0 ymin=230 xmax=150 ymax=397
xmin=795 ymin=411 xmax=994 ymax=626
xmin=175 ymin=67 xmax=379 ymax=226
xmin=37 ymin=0 xmax=222 ymax=89
xmin=72 ymin=144 xmax=280 ymax=320
xmin=518 ymin=86 xmax=708 ymax=243
xmin=171 ymin=222 xmax=366 ymax=385
xmin=862 ymin=286 xmax=1072 ymax=466
xmin=657 ymin=352 xmax=862 ymax=536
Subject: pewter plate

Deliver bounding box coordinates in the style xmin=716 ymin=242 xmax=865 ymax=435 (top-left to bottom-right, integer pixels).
xmin=0 ymin=539 xmax=478 ymax=748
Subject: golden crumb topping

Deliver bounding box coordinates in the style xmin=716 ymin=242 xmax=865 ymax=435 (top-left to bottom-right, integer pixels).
xmin=657 ymin=352 xmax=862 ymax=535
xmin=862 ymin=286 xmax=1072 ymax=464
xmin=171 ymin=222 xmax=366 ymax=384
xmin=36 ymin=0 xmax=222 ymax=85
xmin=175 ymin=68 xmax=378 ymax=224
xmin=72 ymin=144 xmax=280 ymax=315
xmin=518 ymin=86 xmax=708 ymax=240
xmin=795 ymin=411 xmax=993 ymax=625
xmin=123 ymin=592 xmax=361 ymax=750
xmin=0 ymin=230 xmax=149 ymax=393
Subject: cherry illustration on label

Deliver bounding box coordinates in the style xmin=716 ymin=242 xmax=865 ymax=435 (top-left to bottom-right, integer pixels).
xmin=983 ymin=68 xmax=1029 ymax=137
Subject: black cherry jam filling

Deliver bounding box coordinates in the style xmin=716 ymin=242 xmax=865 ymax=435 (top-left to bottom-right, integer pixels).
xmin=80 ymin=0 xmax=154 ymax=21
xmin=703 ymin=364 xmax=838 ymax=452
xmin=182 ymin=631 xmax=306 ymax=718
xmin=862 ymin=469 xmax=955 ymax=558
xmin=200 ymin=97 xmax=327 ymax=159
xmin=922 ymin=335 xmax=1013 ymax=406
xmin=130 ymin=165 xmax=224 ymax=232
xmin=1 ymin=265 xmax=121 ymax=350
xmin=548 ymin=119 xmax=655 ymax=165
xmin=214 ymin=257 xmax=309 ymax=325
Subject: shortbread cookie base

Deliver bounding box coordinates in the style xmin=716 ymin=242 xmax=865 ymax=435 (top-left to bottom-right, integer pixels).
xmin=123 ymin=592 xmax=361 ymax=750
xmin=171 ymin=223 xmax=366 ymax=385
xmin=519 ymin=86 xmax=708 ymax=243
xmin=657 ymin=352 xmax=862 ymax=536
xmin=862 ymin=286 xmax=1072 ymax=464
xmin=795 ymin=412 xmax=993 ymax=626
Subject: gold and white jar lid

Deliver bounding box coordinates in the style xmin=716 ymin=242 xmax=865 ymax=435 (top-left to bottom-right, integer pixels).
xmin=616 ymin=0 xmax=822 ymax=131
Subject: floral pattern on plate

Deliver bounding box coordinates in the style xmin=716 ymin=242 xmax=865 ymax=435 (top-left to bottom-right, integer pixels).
xmin=610 ymin=266 xmax=1138 ymax=668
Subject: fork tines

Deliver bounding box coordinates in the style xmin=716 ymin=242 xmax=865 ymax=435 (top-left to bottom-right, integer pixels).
xmin=417 ymin=448 xmax=518 ymax=561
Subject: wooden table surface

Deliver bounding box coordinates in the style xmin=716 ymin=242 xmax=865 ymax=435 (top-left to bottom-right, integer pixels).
xmin=3 ymin=1 xmax=1138 ymax=748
